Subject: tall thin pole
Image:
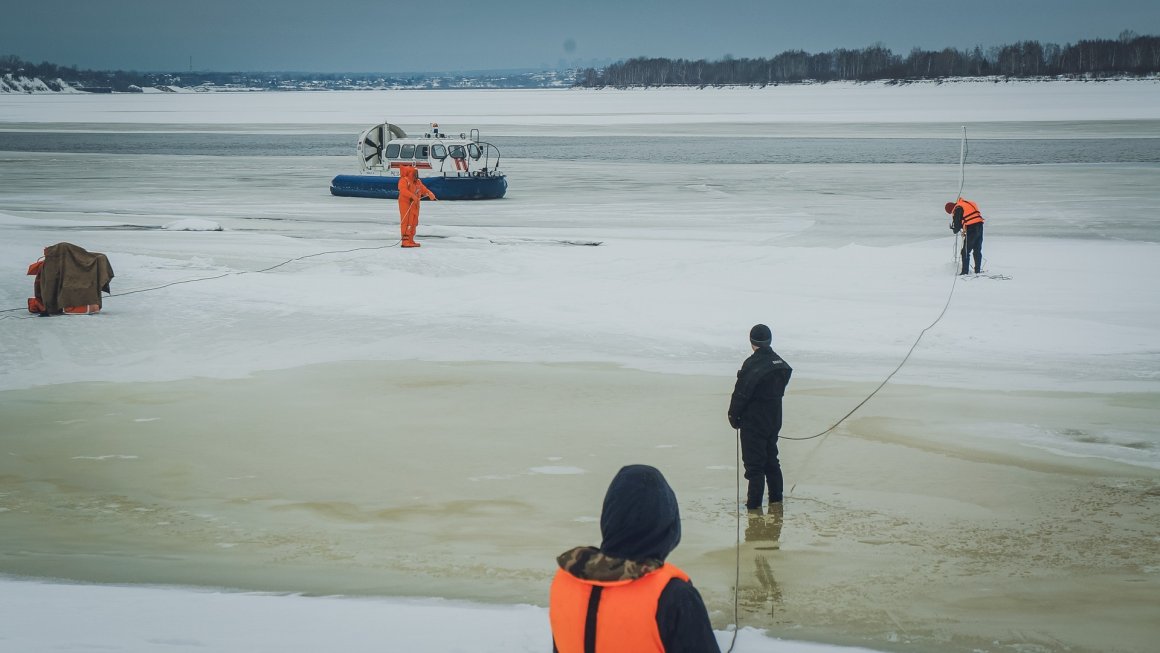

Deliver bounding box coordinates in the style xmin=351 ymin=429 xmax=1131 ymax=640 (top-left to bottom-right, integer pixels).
xmin=953 ymin=126 xmax=967 ymax=263
xmin=957 ymin=125 xmax=967 ymax=200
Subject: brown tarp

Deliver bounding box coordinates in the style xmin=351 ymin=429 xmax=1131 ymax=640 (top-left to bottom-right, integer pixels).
xmin=36 ymin=242 xmax=114 ymax=314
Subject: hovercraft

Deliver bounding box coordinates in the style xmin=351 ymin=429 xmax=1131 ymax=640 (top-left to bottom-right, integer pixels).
xmin=330 ymin=122 xmax=507 ymax=200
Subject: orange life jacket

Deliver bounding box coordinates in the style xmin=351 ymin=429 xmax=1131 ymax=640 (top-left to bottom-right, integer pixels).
xmin=955 ymin=199 xmax=984 ymax=227
xmin=549 ymin=563 xmax=690 ymax=653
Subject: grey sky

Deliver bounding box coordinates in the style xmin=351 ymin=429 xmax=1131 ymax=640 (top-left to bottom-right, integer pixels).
xmin=4 ymin=0 xmax=1159 ymax=73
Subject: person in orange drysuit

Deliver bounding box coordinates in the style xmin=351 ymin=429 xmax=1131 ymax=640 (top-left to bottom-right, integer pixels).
xmin=397 ymin=165 xmax=437 ymax=248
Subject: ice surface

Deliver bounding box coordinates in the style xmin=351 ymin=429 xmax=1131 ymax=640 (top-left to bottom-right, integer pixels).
xmin=2 ymin=83 xmax=1158 ymax=653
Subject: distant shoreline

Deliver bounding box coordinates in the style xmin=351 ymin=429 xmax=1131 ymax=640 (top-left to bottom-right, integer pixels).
xmin=2 ymin=73 xmax=1158 ymax=94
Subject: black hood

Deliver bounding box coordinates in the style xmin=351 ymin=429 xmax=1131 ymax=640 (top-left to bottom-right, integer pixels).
xmin=599 ymin=464 xmax=682 ymax=563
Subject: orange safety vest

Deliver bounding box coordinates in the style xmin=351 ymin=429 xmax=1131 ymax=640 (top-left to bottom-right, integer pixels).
xmin=955 ymin=199 xmax=984 ymax=227
xmin=549 ymin=563 xmax=690 ymax=653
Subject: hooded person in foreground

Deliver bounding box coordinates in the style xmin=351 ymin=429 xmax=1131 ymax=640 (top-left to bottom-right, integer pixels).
xmin=549 ymin=465 xmax=720 ymax=653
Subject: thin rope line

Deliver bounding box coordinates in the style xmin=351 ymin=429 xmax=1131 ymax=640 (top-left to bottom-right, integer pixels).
xmin=723 ymin=428 xmax=743 ymax=653
xmin=109 ymin=243 xmax=397 ymax=298
xmin=780 ymin=267 xmax=958 ymax=443
xmin=726 ymin=247 xmax=963 ymax=646
xmin=783 ymin=126 xmax=969 ymax=443
xmin=1 ymin=241 xmax=400 ymax=314
xmin=956 ymin=125 xmax=967 ymax=200
xmin=953 ymin=126 xmax=967 ymax=265
xmin=737 ymin=126 xmax=972 ymax=620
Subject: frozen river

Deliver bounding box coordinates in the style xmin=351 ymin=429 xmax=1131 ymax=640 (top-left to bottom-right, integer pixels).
xmin=1 ymin=83 xmax=1159 ymax=653
xmin=2 ymin=130 xmax=1159 ymax=167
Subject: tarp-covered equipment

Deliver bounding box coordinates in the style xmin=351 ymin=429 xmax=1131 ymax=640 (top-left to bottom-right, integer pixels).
xmin=27 ymin=242 xmax=114 ymax=315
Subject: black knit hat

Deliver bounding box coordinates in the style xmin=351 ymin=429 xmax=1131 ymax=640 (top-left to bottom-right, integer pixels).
xmin=749 ymin=323 xmax=772 ymax=347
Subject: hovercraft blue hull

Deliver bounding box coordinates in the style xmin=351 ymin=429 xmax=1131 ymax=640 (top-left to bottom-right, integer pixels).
xmin=330 ymin=174 xmax=507 ymax=200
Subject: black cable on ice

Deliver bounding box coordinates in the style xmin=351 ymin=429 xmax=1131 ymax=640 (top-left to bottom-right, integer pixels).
xmin=783 ymin=125 xmax=971 ymax=444
xmin=722 ymin=250 xmax=963 ymax=648
xmin=781 ymin=266 xmax=960 ymax=443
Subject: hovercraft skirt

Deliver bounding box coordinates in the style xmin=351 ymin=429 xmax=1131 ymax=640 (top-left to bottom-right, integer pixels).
xmin=330 ymin=174 xmax=507 ymax=200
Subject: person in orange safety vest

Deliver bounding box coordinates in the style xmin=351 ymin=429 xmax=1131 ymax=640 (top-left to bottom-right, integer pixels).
xmin=397 ymin=165 xmax=437 ymax=248
xmin=549 ymin=465 xmax=720 ymax=653
xmin=946 ymin=198 xmax=985 ymax=275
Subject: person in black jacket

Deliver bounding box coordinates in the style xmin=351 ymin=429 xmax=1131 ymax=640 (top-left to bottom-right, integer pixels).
xmin=728 ymin=324 xmax=793 ymax=509
xmin=549 ymin=464 xmax=720 ymax=653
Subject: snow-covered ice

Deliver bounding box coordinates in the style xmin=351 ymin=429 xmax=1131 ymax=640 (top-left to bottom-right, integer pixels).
xmin=1 ymin=81 xmax=1158 ymax=652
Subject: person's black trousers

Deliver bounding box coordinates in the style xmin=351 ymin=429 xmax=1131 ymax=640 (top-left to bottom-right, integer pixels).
xmin=961 ymin=224 xmax=984 ymax=274
xmin=740 ymin=427 xmax=783 ymax=508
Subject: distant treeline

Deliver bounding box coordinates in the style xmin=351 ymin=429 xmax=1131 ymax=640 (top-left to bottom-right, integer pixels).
xmin=575 ymin=31 xmax=1160 ymax=87
xmin=5 ymin=31 xmax=1160 ymax=92
xmin=0 ymin=55 xmax=144 ymax=90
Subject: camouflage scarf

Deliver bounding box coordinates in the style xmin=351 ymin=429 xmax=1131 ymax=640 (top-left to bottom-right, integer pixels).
xmin=556 ymin=546 xmax=663 ymax=582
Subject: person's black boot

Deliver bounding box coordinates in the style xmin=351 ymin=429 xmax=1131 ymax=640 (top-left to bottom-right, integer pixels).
xmin=768 ymin=469 xmax=784 ymax=503
xmin=746 ymin=477 xmax=765 ymax=510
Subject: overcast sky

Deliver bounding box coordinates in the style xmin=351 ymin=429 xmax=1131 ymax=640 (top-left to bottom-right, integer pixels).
xmin=4 ymin=0 xmax=1159 ymax=73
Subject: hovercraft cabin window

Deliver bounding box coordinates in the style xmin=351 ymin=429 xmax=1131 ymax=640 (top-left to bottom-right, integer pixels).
xmin=416 ymin=145 xmax=429 ymax=160
xmin=468 ymin=143 xmax=482 ymax=160
xmin=385 ymin=143 xmax=401 ymax=159
xmin=432 ymin=144 xmax=447 ymax=159
xmin=448 ymin=145 xmax=466 ymax=160
xmin=400 ymin=144 xmax=416 ymax=159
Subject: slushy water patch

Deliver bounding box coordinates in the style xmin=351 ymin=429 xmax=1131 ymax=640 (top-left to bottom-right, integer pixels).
xmin=469 ymin=474 xmax=517 ymax=481
xmin=165 ymin=218 xmax=223 ymax=231
xmin=986 ymin=422 xmax=1160 ymax=469
xmin=528 ymin=466 xmax=585 ymax=475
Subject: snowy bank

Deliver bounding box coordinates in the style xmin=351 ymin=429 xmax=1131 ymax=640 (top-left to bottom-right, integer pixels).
xmin=0 ymin=577 xmax=891 ymax=653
